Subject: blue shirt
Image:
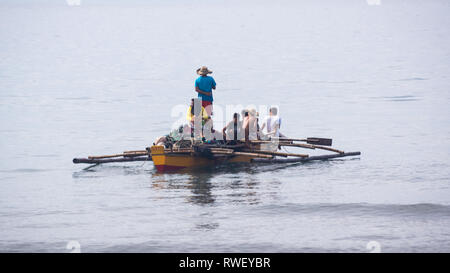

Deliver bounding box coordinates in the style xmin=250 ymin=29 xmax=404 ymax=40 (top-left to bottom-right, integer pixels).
xmin=195 ymin=76 xmax=216 ymax=102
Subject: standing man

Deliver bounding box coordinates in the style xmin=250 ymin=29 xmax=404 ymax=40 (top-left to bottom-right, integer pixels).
xmin=195 ymin=66 xmax=216 ymax=116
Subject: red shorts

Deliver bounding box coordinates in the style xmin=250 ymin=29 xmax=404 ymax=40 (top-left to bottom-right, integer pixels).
xmin=202 ymin=100 xmax=213 ymax=116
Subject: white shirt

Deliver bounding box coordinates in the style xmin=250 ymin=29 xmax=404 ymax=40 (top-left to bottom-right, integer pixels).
xmin=263 ymin=116 xmax=281 ymax=137
xmin=225 ymin=120 xmax=244 ymax=140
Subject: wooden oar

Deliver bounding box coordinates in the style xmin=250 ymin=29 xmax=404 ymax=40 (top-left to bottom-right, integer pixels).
xmin=278 ymin=137 xmax=332 ymax=146
xmin=279 ymin=143 xmax=315 ymax=149
xmin=242 ymin=149 xmax=309 ymax=158
xmin=250 ymin=138 xmax=332 ymax=146
xmin=209 ymin=150 xmax=273 ymax=158
xmin=210 ymin=148 xmax=234 ymax=153
xmin=233 ymin=151 xmax=274 ymax=158
xmin=280 ymin=143 xmax=344 ymax=154
xmin=249 ymin=140 xmax=293 ymax=144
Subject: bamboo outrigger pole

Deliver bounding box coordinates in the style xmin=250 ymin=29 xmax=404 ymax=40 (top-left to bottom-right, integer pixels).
xmin=73 ymin=156 xmax=152 ymax=164
xmin=252 ymin=151 xmax=361 ymax=163
xmin=87 ymin=151 xmax=149 ymax=160
xmin=74 ymin=148 xmax=152 ymax=164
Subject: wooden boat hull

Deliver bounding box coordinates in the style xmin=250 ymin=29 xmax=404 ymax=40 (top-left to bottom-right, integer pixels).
xmin=150 ymin=146 xmax=361 ymax=172
xmin=150 ymin=145 xmax=255 ymax=172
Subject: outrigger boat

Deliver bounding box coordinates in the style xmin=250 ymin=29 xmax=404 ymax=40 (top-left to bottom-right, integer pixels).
xmin=73 ymin=137 xmax=361 ymax=172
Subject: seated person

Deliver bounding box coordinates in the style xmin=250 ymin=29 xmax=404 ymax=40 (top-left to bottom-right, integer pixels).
xmin=187 ymin=98 xmax=209 ymax=123
xmin=260 ymin=107 xmax=283 ymax=139
xmin=153 ymin=136 xmax=167 ymax=146
xmin=242 ymin=108 xmax=259 ymax=141
xmin=153 ymin=124 xmax=191 ymax=147
xmin=203 ymin=117 xmax=224 ymax=143
xmin=222 ymin=113 xmax=244 ymax=142
xmin=169 ymin=124 xmax=191 ymax=141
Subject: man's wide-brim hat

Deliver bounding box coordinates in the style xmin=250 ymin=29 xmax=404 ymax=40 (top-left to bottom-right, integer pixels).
xmin=197 ymin=66 xmax=213 ymax=75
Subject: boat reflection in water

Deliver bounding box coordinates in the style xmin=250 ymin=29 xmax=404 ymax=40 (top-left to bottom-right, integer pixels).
xmin=149 ymin=164 xmax=275 ymax=207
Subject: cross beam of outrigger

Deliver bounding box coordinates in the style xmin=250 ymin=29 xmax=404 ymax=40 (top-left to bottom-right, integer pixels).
xmin=72 ymin=137 xmax=361 ymax=172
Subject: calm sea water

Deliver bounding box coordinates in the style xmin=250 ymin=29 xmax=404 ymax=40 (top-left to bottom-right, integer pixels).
xmin=1 ymin=0 xmax=450 ymax=252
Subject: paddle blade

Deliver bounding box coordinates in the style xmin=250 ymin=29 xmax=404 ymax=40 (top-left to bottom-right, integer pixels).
xmin=306 ymin=137 xmax=332 ymax=146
